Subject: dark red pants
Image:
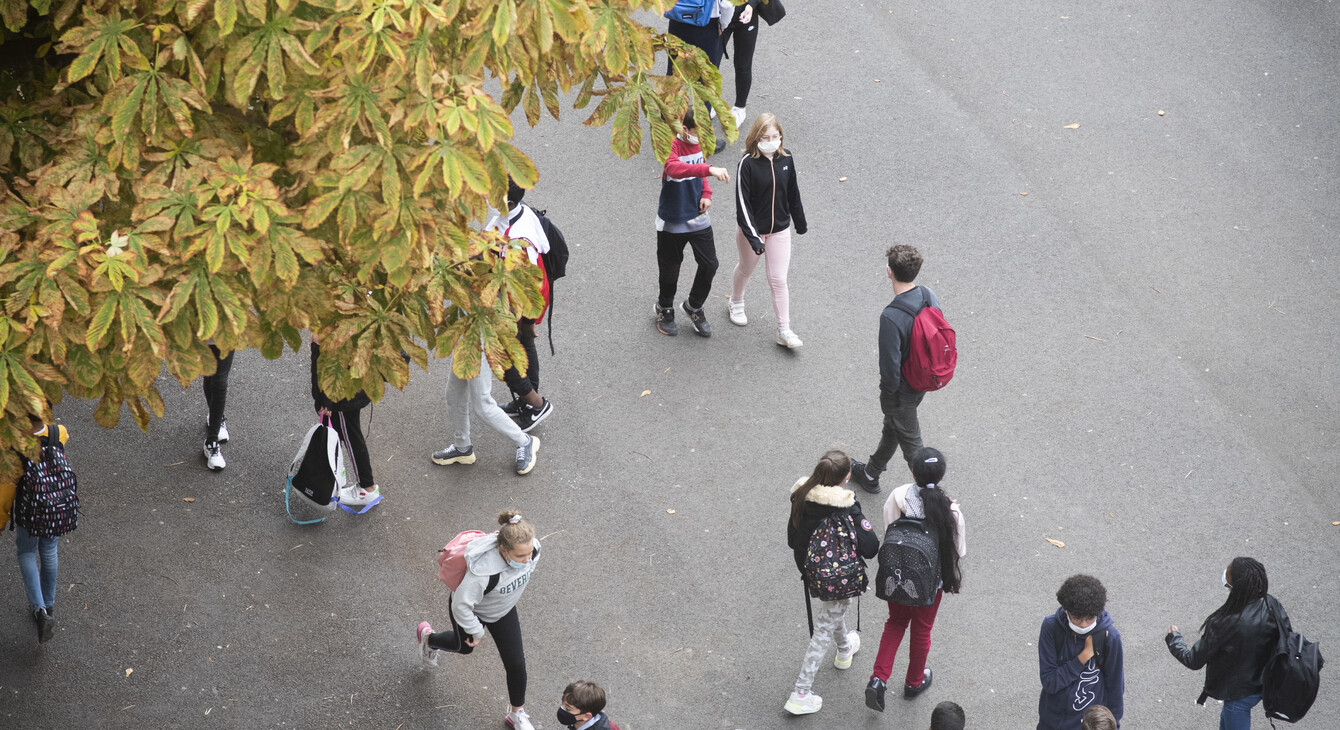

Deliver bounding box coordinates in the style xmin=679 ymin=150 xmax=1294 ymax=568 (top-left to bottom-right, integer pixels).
xmin=871 ymin=589 xmax=942 ymax=685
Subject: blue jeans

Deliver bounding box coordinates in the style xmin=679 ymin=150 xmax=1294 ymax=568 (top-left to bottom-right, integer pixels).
xmin=1220 ymin=694 xmax=1261 ymax=730
xmin=15 ymin=525 xmax=58 ymax=611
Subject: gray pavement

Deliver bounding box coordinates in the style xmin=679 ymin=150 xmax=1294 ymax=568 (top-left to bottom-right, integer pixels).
xmin=3 ymin=1 xmax=1339 ymax=728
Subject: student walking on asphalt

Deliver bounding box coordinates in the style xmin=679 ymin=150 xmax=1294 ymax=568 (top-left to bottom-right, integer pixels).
xmin=310 ymin=340 xmax=382 ymax=509
xmin=432 ymin=347 xmax=540 ymax=475
xmin=9 ymin=415 xmax=76 ymax=643
xmin=486 ymin=180 xmax=555 ymax=433
xmin=866 ymin=448 xmax=966 ymax=711
xmin=202 ymin=343 xmax=233 ymax=470
xmin=717 ymin=0 xmax=762 ymax=130
xmin=730 ymin=112 xmax=808 ymax=348
xmin=417 ymin=511 xmax=542 ymax=730
xmin=784 ymin=450 xmax=879 ymax=715
xmin=654 ymin=109 xmax=730 ymax=337
xmin=851 ymin=245 xmax=941 ymax=493
xmin=1165 ymin=557 xmax=1291 ymax=730
xmin=1038 ymin=574 xmax=1126 ymax=730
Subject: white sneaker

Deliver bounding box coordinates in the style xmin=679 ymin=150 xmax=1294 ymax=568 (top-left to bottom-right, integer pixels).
xmin=204 ymin=441 xmax=226 ymax=470
xmin=504 ymin=707 xmax=535 ymax=730
xmin=339 ymin=484 xmax=381 ymax=507
xmin=784 ymin=691 xmax=822 ymax=715
xmin=834 ymin=630 xmax=861 ymax=669
xmin=415 ymin=621 xmax=438 ymax=667
xmin=728 ymin=299 xmax=747 ymax=326
xmin=776 ymin=328 xmax=803 ymax=348
xmin=731 ymin=106 xmax=746 ymax=128
xmin=217 ymin=420 xmax=229 ymax=443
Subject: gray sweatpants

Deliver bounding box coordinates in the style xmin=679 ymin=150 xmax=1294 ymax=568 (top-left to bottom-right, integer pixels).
xmin=446 ymin=359 xmax=528 ymax=449
xmin=795 ymin=599 xmax=854 ymax=694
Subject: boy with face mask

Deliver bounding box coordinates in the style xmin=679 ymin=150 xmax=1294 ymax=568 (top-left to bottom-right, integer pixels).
xmin=1037 ymin=575 xmax=1125 ymax=730
xmin=654 ymin=109 xmax=731 ymax=337
xmin=557 ymin=680 xmax=620 ymax=730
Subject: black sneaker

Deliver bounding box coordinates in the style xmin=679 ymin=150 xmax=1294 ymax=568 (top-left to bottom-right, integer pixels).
xmin=515 ymin=398 xmax=552 ymax=433
xmin=849 ymin=460 xmax=881 ymax=494
xmin=35 ymin=608 xmax=54 ymax=643
xmin=654 ymin=304 xmax=678 ymax=336
xmin=680 ymin=301 xmax=711 ymax=337
xmin=501 ymin=399 xmax=523 ymax=417
xmin=865 ymin=677 xmax=886 ymax=712
xmin=904 ymin=667 xmax=933 ymax=699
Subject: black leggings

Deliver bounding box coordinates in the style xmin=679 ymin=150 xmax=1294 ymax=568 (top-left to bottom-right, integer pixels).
xmin=666 ymin=18 xmax=723 ymax=75
xmin=203 ymin=345 xmax=234 ymax=443
xmin=331 ymin=409 xmax=374 ymax=488
xmin=501 ymin=319 xmax=540 ymax=399
xmin=721 ymin=6 xmax=759 ymax=107
xmin=656 ymin=228 xmax=719 ymax=310
xmin=429 ymin=602 xmax=527 ymax=707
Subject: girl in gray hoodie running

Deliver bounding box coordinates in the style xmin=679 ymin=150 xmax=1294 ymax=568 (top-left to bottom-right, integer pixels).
xmin=416 ymin=511 xmax=542 ymax=730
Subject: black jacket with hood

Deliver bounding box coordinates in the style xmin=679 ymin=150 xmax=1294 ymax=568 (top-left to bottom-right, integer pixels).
xmin=735 ymin=151 xmax=807 ymax=254
xmin=786 ymin=479 xmax=879 ymax=573
xmin=1166 ymin=594 xmax=1291 ymax=703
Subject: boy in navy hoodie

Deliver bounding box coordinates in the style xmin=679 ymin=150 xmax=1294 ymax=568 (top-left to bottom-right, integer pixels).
xmin=654 ymin=109 xmax=730 ymax=337
xmin=1038 ymin=575 xmax=1125 ymax=730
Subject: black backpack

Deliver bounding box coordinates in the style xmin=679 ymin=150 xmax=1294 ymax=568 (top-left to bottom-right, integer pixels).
xmin=875 ymin=516 xmax=939 ymax=606
xmin=14 ymin=426 xmax=79 ymax=538
xmin=1262 ymin=598 xmax=1324 ymax=725
xmin=532 ymin=208 xmax=568 ymax=282
xmin=530 ymin=206 xmax=568 ymax=354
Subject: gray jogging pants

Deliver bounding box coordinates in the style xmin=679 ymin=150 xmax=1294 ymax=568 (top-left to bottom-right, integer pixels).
xmin=446 ymin=359 xmax=528 ymax=449
xmin=795 ymin=599 xmax=854 ymax=694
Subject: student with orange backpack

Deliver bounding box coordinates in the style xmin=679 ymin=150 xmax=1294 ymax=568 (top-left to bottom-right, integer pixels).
xmin=417 ymin=511 xmax=542 ymax=730
xmin=850 ymin=245 xmax=955 ymax=493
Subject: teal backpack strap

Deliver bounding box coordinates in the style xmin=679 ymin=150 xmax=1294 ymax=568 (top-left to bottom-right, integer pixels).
xmin=285 ymin=476 xmax=327 ymax=525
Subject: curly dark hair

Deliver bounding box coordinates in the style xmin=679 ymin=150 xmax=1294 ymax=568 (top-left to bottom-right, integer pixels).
xmin=1056 ymin=574 xmax=1107 ymax=618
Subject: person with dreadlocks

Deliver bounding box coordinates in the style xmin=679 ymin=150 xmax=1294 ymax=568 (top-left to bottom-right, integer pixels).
xmin=1166 ymin=557 xmax=1292 ymax=730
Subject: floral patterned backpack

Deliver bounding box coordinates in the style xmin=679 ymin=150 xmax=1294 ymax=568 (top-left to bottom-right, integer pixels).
xmin=803 ymin=513 xmax=868 ymax=601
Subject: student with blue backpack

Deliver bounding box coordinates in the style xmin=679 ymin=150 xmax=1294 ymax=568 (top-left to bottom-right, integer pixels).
xmin=785 ymin=450 xmax=880 ymax=715
xmin=867 ymin=447 xmax=966 ymax=712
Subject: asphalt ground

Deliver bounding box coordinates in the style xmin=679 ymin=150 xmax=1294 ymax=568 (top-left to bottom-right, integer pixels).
xmin=3 ymin=1 xmax=1338 ymax=728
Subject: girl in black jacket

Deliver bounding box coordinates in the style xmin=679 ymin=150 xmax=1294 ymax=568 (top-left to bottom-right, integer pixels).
xmin=784 ymin=450 xmax=879 ymax=716
xmin=1166 ymin=557 xmax=1292 ymax=730
xmin=730 ymin=112 xmax=807 ymax=348
xmin=310 ymin=340 xmax=381 ymax=509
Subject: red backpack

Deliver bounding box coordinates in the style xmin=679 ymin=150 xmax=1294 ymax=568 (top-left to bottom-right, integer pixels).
xmin=891 ymin=289 xmax=957 ymax=392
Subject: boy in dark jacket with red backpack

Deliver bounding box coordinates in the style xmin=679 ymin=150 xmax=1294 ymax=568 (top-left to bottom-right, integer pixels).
xmin=654 ymin=110 xmax=731 ymax=337
xmin=851 ymin=245 xmax=945 ymax=493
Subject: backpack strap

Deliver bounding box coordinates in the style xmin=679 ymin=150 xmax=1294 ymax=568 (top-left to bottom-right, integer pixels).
xmin=486 ymin=573 xmax=501 ymax=595
xmin=803 ymin=578 xmax=814 ymax=636
xmin=285 ymin=476 xmax=329 ymax=525
xmin=888 ymin=286 xmax=929 ymax=318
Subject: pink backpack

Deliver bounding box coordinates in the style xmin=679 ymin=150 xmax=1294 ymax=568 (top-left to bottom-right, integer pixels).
xmin=436 ymin=530 xmax=491 ymax=590
xmin=891 ymin=288 xmax=957 ymax=392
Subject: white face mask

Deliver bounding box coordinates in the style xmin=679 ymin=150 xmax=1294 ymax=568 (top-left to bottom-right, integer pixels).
xmin=757 ymin=139 xmax=781 ymax=154
xmin=686 ymin=134 xmax=699 ymax=145
xmin=1067 ymin=613 xmax=1097 ymax=635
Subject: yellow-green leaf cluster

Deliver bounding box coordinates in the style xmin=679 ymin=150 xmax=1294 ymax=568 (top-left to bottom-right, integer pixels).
xmin=0 ymin=0 xmax=734 ymax=480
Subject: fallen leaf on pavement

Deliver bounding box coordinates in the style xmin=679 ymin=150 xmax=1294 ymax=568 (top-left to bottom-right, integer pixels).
xmin=183 ymin=497 xmax=195 ymax=502
xmin=640 ymin=389 xmax=651 ymax=397
xmin=838 ymin=177 xmax=848 ymax=182
xmin=1158 ymin=110 xmax=1166 ymax=116
xmin=666 ymin=509 xmax=676 ymax=514
xmin=125 ymin=668 xmax=133 ymax=677
xmin=1332 ymin=521 xmax=1339 ymax=526
xmin=1045 ymin=538 xmax=1066 ymax=548
xmin=1063 ymin=123 xmax=1081 ymax=129
xmin=1020 ymin=192 xmax=1029 ymax=196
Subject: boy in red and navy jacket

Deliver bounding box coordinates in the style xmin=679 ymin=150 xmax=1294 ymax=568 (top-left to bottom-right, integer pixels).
xmin=654 ymin=110 xmax=731 ymax=337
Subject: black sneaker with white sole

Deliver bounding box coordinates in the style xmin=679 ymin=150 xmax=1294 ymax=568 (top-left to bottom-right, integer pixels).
xmin=849 ymin=460 xmax=881 ymax=494
xmin=654 ymin=304 xmax=678 ymax=336
xmin=514 ymin=398 xmax=552 ymax=432
xmin=680 ymin=301 xmax=712 ymax=337
xmin=501 ymin=399 xmax=523 ymax=417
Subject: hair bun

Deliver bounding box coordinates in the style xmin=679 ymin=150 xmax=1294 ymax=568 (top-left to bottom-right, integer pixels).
xmin=498 ymin=510 xmax=522 ymax=526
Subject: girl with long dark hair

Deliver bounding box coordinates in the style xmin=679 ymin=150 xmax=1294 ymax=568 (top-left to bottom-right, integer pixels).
xmin=784 ymin=450 xmax=879 ymax=715
xmin=865 ymin=447 xmax=966 ymax=711
xmin=1166 ymin=557 xmax=1292 ymax=730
